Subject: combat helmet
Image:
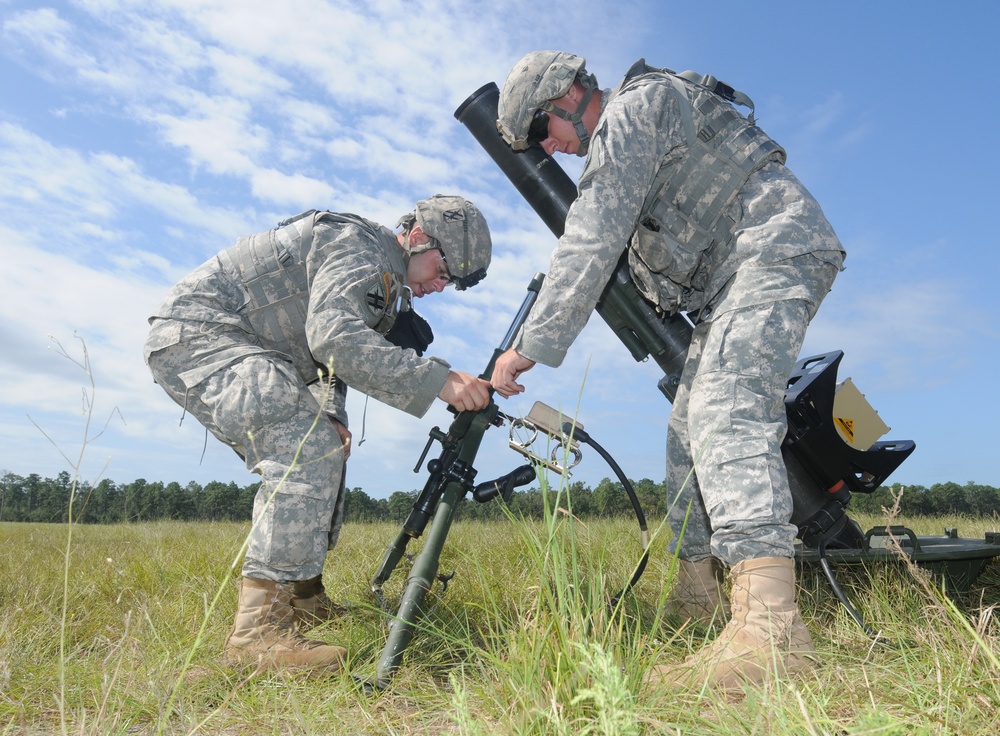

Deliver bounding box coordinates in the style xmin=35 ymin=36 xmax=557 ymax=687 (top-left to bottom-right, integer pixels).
xmin=497 ymin=50 xmax=598 ymax=156
xmin=400 ymin=195 xmax=492 ymax=290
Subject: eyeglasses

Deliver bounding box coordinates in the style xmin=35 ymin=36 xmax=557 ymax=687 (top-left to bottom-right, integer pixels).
xmin=433 ymin=246 xmax=486 ymax=291
xmin=526 ymin=109 xmax=550 ymax=147
xmin=436 ymin=249 xmax=454 ymax=287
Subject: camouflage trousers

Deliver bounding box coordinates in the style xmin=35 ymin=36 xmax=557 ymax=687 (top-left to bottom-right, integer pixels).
xmin=145 ymin=322 xmax=345 ymax=581
xmin=666 ymin=252 xmax=841 ymax=566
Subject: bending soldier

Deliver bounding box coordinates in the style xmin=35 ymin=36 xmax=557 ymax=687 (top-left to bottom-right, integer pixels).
xmin=143 ymin=195 xmax=492 ymax=673
xmin=491 ymin=51 xmax=845 ymax=689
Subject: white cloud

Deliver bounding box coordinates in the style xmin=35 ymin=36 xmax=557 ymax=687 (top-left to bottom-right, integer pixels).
xmin=249 ymin=168 xmax=338 ymax=207
xmin=2 ymin=7 xmax=81 ymax=74
xmin=150 ymin=102 xmax=266 ymax=176
xmin=2 ymin=0 xmax=998 ymax=497
xmin=0 ymin=123 xmax=250 ymax=266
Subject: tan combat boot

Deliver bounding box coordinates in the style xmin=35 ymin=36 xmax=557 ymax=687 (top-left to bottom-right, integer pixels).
xmin=289 ymin=575 xmax=347 ymax=629
xmin=669 ymin=558 xmax=730 ymax=628
xmin=224 ymin=577 xmax=347 ymax=672
xmin=648 ymin=556 xmax=815 ymax=690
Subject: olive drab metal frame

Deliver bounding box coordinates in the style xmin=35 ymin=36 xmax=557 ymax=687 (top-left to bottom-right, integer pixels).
xmin=364 ymin=275 xmax=544 ymax=690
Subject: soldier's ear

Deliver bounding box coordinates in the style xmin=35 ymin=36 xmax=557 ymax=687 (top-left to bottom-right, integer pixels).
xmin=408 ymin=225 xmax=431 ymax=247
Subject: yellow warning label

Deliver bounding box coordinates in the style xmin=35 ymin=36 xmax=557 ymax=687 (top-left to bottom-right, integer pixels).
xmin=835 ymin=417 xmax=854 ymax=441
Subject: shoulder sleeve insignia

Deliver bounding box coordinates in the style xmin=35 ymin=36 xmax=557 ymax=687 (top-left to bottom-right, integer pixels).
xmin=360 ymin=271 xmax=397 ymax=328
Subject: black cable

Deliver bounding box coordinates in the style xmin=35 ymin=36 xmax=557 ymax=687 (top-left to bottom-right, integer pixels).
xmin=564 ymin=423 xmax=649 ymax=607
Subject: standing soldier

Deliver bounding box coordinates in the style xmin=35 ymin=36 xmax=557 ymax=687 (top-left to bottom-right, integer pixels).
xmin=491 ymin=51 xmax=845 ymax=689
xmin=144 ymin=195 xmax=492 ymax=673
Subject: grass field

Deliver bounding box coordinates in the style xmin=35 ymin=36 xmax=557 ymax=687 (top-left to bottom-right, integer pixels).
xmin=1 ymin=508 xmax=999 ymax=735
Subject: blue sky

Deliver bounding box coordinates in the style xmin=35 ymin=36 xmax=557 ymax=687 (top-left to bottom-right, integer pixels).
xmin=1 ymin=0 xmax=998 ymax=501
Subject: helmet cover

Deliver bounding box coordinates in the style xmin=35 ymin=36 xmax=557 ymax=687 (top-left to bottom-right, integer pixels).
xmin=412 ymin=195 xmax=492 ymax=290
xmin=497 ymin=50 xmax=589 ymax=151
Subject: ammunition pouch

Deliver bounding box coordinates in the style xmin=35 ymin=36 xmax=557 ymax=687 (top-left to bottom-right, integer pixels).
xmin=627 ymin=215 xmax=708 ymax=314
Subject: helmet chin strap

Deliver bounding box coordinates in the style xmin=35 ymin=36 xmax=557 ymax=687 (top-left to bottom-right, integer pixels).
xmin=543 ymin=84 xmax=595 ymax=156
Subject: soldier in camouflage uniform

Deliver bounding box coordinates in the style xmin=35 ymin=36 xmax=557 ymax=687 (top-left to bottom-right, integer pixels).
xmin=492 ymin=51 xmax=845 ymax=689
xmin=143 ymin=195 xmax=493 ymax=673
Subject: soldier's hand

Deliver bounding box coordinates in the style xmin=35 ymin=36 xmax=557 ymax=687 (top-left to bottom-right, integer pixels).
xmin=491 ymin=348 xmax=535 ymax=398
xmin=331 ymin=419 xmax=352 ymax=461
xmin=439 ymin=370 xmax=492 ymax=412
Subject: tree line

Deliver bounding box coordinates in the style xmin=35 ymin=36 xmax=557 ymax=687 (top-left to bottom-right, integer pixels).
xmin=1 ymin=470 xmax=998 ymax=525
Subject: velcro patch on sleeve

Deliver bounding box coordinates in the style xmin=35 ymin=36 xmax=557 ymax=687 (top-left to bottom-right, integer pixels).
xmin=357 ymin=271 xmax=394 ymax=328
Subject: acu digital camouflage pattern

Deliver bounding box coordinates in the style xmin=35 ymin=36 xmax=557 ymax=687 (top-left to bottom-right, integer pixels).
xmin=412 ymin=195 xmax=492 ymax=282
xmin=508 ymin=60 xmax=845 ymax=564
xmin=497 ymin=51 xmax=589 ymax=151
xmin=147 ymin=344 xmax=348 ymax=581
xmin=666 ymin=253 xmax=841 ymax=565
xmin=143 ymin=212 xmax=455 ymax=581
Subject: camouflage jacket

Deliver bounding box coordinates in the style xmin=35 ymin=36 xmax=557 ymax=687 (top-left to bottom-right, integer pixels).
xmin=516 ymin=66 xmax=841 ymax=368
xmin=146 ymin=213 xmax=451 ymax=421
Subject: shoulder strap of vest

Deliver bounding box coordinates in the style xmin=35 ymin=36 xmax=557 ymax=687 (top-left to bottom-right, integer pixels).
xmin=273 ymin=209 xmax=318 ymax=252
xmin=274 ymin=210 xmax=385 ymax=252
xmin=312 ymin=211 xmax=383 ymax=238
xmin=610 ymin=58 xmax=670 ymax=97
xmin=673 ymin=70 xmax=757 ymax=123
xmin=614 ymin=59 xmax=758 ymax=124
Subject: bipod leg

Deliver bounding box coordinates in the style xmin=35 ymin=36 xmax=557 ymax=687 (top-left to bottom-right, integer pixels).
xmin=370 ymin=527 xmax=414 ymax=610
xmin=372 ymin=479 xmax=464 ymax=688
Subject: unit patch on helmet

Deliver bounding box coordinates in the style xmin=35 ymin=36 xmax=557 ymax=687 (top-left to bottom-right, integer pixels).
xmin=442 ymin=209 xmax=466 ymax=223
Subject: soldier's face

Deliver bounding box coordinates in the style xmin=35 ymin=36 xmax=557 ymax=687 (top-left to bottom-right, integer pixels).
xmin=407 ymin=248 xmax=452 ymax=298
xmin=538 ymin=108 xmax=580 ymax=157
xmin=535 ymin=88 xmax=589 ymax=156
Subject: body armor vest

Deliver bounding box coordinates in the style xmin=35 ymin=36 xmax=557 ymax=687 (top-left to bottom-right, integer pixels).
xmin=217 ymin=210 xmax=403 ymax=384
xmin=615 ymin=61 xmax=786 ymax=312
